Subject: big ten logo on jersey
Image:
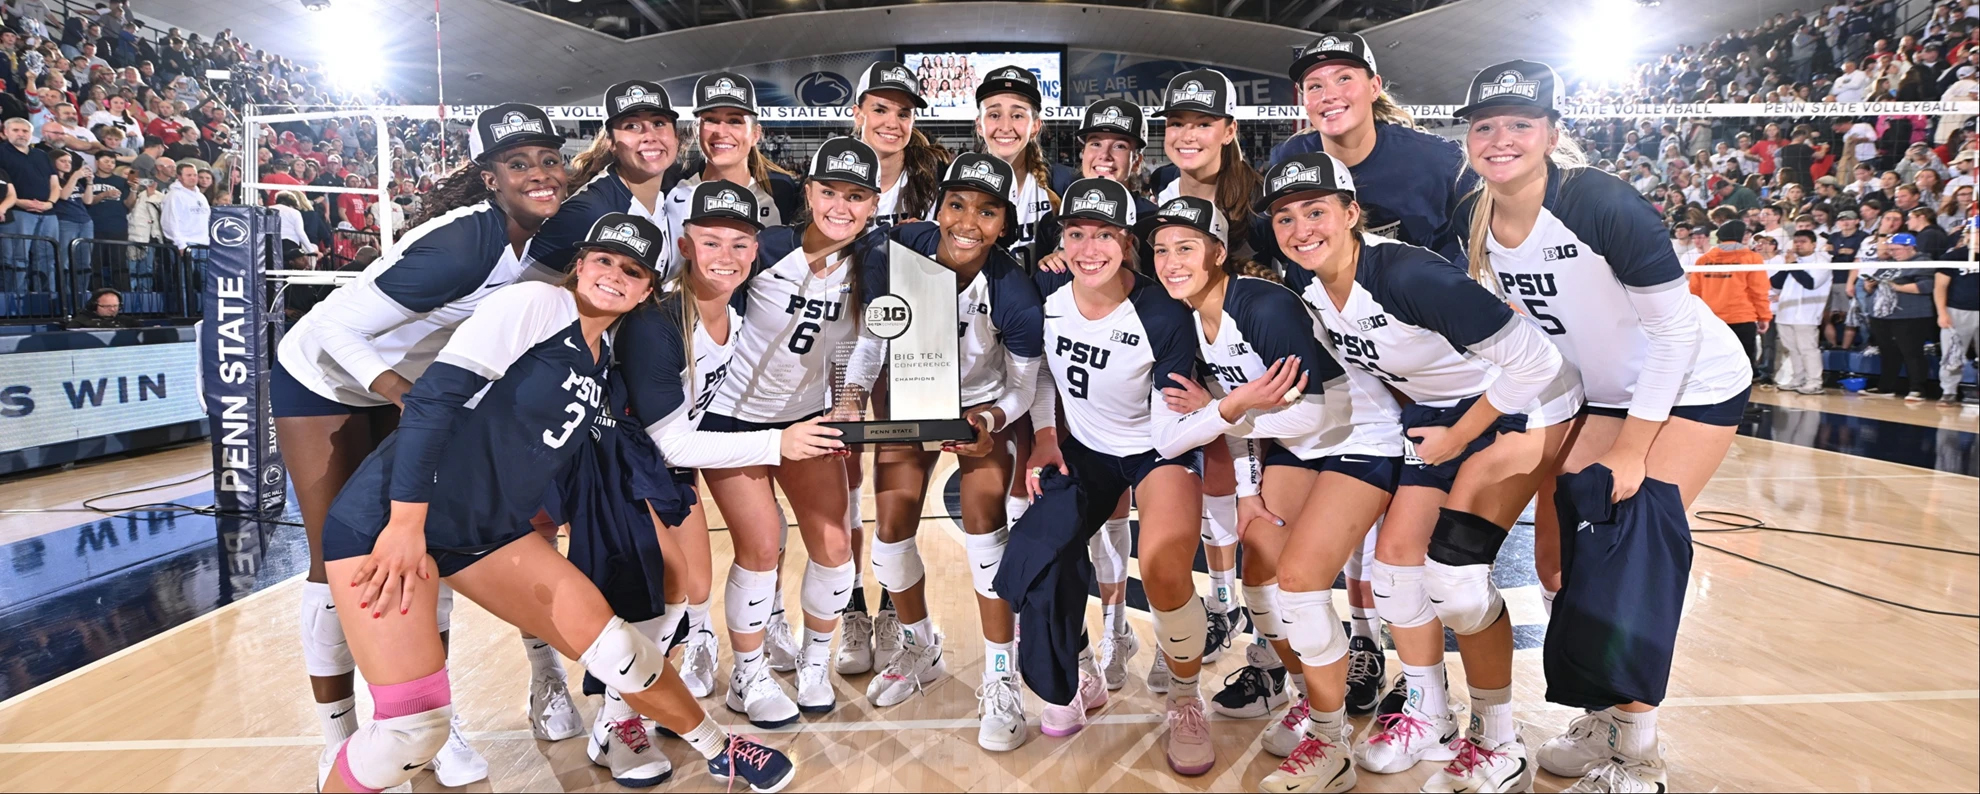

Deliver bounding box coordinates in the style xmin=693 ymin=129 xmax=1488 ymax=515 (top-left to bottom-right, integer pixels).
xmin=1054 ymin=336 xmax=1112 ymax=399
xmin=1110 ymin=330 xmax=1141 ymax=346
xmin=546 ymin=368 xmax=605 ymax=449
xmin=1541 ymin=244 xmax=1579 ymax=261
xmin=1325 ymin=328 xmax=1408 ymax=383
xmin=783 ymin=295 xmax=845 ymax=354
xmin=1497 ymin=272 xmax=1567 ymax=335
xmin=960 ymin=300 xmax=989 ymax=337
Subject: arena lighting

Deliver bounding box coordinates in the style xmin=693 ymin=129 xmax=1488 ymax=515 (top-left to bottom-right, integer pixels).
xmin=300 ymin=0 xmax=330 ymax=10
xmin=317 ymin=0 xmax=384 ymax=90
xmin=1569 ymin=0 xmax=1641 ymax=86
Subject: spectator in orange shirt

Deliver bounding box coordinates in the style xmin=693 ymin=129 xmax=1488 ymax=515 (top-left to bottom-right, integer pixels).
xmin=1690 ymin=220 xmax=1774 ymax=371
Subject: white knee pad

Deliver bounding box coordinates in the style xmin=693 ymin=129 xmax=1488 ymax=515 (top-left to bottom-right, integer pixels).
xmin=964 ymin=527 xmax=1008 ymax=600
xmin=580 ymin=616 xmax=667 ymax=693
xmin=870 ymin=536 xmax=926 ymax=593
xmin=434 ymin=582 xmax=454 ymax=634
xmin=341 ymin=706 xmax=452 ymax=790
xmin=1153 ymin=595 xmax=1207 ymax=666
xmin=724 ymin=564 xmax=778 ymax=635
xmin=635 ymin=608 xmax=685 ymax=653
xmin=1201 ymin=492 xmax=1239 ymax=548
xmin=1280 ymin=588 xmax=1350 ymax=668
xmin=1241 ymin=583 xmax=1286 ymax=642
xmin=1423 ymin=560 xmax=1504 ymax=636
xmin=1345 ymin=519 xmax=1380 ymax=581
xmin=776 ymin=503 xmax=791 ymax=550
xmin=1089 ymin=517 xmax=1130 ymax=585
xmin=1369 ymin=561 xmax=1437 ymax=629
xmin=299 ymin=581 xmax=355 ymax=677
xmin=800 ymin=559 xmax=857 ymax=621
xmin=1004 ymin=495 xmax=1030 ymax=525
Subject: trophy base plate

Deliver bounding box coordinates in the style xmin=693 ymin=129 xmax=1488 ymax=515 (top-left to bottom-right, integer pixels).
xmin=822 ymin=419 xmax=977 ymax=444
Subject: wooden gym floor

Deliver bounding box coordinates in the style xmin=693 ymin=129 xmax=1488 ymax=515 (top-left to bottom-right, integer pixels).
xmin=0 ymin=391 xmax=1974 ymax=792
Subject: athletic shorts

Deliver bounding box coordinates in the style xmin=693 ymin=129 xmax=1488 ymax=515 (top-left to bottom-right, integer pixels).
xmin=271 ymin=359 xmax=396 ymax=419
xmin=321 ymin=516 xmax=537 ymax=578
xmin=1398 ymin=395 xmax=1534 ymax=493
xmin=1580 ymin=386 xmax=1751 ymax=428
xmin=697 ymin=409 xmax=823 ymax=434
xmin=1263 ymin=447 xmax=1403 ymax=494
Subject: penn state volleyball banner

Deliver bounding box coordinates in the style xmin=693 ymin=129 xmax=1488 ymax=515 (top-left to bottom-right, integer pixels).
xmin=200 ymin=206 xmax=287 ymax=521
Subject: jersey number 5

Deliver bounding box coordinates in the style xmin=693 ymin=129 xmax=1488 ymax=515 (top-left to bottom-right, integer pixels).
xmin=1521 ymin=299 xmax=1567 ymax=336
xmin=789 ymin=322 xmax=820 ymax=354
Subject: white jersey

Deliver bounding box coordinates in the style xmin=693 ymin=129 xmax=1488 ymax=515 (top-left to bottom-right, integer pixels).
xmin=1009 ymin=171 xmax=1055 ymax=266
xmin=870 ymin=169 xmax=910 ymax=229
xmin=1036 ymin=271 xmax=1197 ymax=457
xmin=702 ymin=227 xmax=857 ymax=424
xmin=1460 ymin=166 xmax=1749 ymax=419
xmin=278 ymin=202 xmax=525 ymax=406
xmin=688 ymin=305 xmax=743 ymax=418
xmin=665 ymin=173 xmax=784 ymax=275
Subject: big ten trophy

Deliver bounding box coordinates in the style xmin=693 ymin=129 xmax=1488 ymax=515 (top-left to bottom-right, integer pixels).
xmin=825 ymin=239 xmax=976 ymax=444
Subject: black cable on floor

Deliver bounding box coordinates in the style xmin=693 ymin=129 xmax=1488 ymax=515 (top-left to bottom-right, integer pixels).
xmin=0 ymin=467 xmax=306 ymax=528
xmin=1690 ymin=510 xmax=1980 ymax=619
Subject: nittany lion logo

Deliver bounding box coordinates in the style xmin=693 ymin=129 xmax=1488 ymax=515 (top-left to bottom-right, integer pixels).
xmin=993 ymin=67 xmax=1029 ymax=82
xmin=1091 ymin=105 xmax=1129 ymax=131
xmin=598 ymin=223 xmax=652 ymax=255
xmin=702 ymin=189 xmax=751 ymax=217
xmin=1271 ymin=163 xmax=1325 ymax=192
xmin=955 ymin=159 xmax=1006 ymax=191
xmin=704 ymin=77 xmax=748 ymax=101
xmin=1170 ymin=80 xmax=1218 ymax=107
xmin=614 ymin=85 xmax=662 ymax=112
xmin=880 ymin=66 xmax=915 ymax=86
xmin=1070 ymin=189 xmax=1118 ymax=218
xmin=490 ymin=111 xmax=546 ymax=140
xmin=825 ymin=151 xmax=872 ymax=179
xmin=1477 ymin=70 xmax=1539 ymax=100
xmin=1161 ymin=200 xmax=1203 ymax=223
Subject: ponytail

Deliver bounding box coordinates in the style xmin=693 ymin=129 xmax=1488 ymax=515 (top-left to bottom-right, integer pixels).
xmin=569 ymin=129 xmax=617 ymax=187
xmin=1462 ymin=121 xmax=1587 ymax=288
xmin=1213 ymin=136 xmax=1263 ymax=252
xmin=410 ymin=160 xmax=488 ymax=227
xmin=1016 ymin=139 xmax=1061 ymax=212
xmin=896 ymin=129 xmax=953 ymax=220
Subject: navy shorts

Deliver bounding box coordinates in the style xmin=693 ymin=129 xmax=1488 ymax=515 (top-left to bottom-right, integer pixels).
xmin=1399 ymin=395 xmax=1533 ymax=493
xmin=271 ymin=359 xmax=397 ymax=419
xmin=1263 ymin=447 xmax=1402 ymax=494
xmin=1579 ymin=386 xmax=1752 ymax=428
xmin=321 ymin=516 xmax=536 ymax=578
xmin=697 ymin=409 xmax=823 ymax=433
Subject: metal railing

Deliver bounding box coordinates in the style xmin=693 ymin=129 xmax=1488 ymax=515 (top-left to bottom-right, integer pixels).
xmin=0 ymin=234 xmax=201 ymax=322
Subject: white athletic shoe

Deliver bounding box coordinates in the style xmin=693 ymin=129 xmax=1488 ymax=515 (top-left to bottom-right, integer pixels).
xmin=680 ymin=630 xmax=720 ymax=699
xmin=725 ymin=663 xmax=800 ymax=729
xmin=865 ymin=632 xmax=947 ymax=707
xmin=1212 ymin=643 xmax=1290 ymax=718
xmin=796 ymin=661 xmax=836 ymax=714
xmin=527 ymin=671 xmax=584 ymax=741
xmin=976 ymin=675 xmax=1029 ymax=752
xmin=588 ymin=715 xmax=673 ymax=787
xmin=1099 ymin=626 xmax=1140 ymax=691
xmin=1146 ymin=652 xmax=1172 ymax=694
xmin=871 ymin=608 xmax=903 ymax=674
xmin=1418 ymin=735 xmax=1533 ymax=794
xmin=1538 ymin=711 xmax=1617 ymax=778
xmin=1259 ymin=730 xmax=1357 ymax=793
xmin=763 ymin=612 xmax=801 ymax=673
xmin=426 ymin=714 xmax=489 ymax=787
xmin=1262 ymin=697 xmax=1311 ymax=758
xmin=836 ymin=611 xmax=874 ymax=675
xmin=1564 ymin=755 xmax=1668 ymax=793
xmin=1356 ymin=710 xmax=1461 ymax=774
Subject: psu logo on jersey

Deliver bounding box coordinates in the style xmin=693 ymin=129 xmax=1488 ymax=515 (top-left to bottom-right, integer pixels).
xmin=1091 ymin=105 xmax=1129 ymax=131
xmin=1110 ymin=330 xmax=1141 ymax=346
xmin=1356 ymin=315 xmax=1389 ymax=331
xmin=825 ymin=151 xmax=873 ymax=179
xmin=703 ymin=189 xmax=752 ymax=217
xmin=598 ymin=223 xmax=652 ymax=255
xmin=1069 ymin=189 xmax=1118 ymax=217
xmin=1542 ymin=244 xmax=1579 ymax=261
xmin=614 ymin=86 xmax=662 ymax=112
xmin=1161 ymin=200 xmax=1203 ymax=223
xmin=956 ymin=159 xmax=1007 ymax=191
xmin=1478 ymin=70 xmax=1538 ymax=100
xmin=1170 ymin=80 xmax=1217 ymax=106
xmin=490 ymin=111 xmax=547 ymax=140
xmin=705 ymin=77 xmax=748 ymax=101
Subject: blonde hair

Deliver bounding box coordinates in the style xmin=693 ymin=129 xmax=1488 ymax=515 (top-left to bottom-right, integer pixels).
xmin=1462 ymin=120 xmax=1587 ymax=288
xmin=687 ymin=114 xmax=796 ymax=187
xmin=1284 ymin=68 xmax=1418 ymax=149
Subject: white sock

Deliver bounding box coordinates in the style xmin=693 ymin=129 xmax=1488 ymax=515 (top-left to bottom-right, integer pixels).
xmin=681 ymin=716 xmax=728 ymax=760
xmin=1254 ymin=637 xmax=1286 ymax=670
xmin=734 ymin=645 xmax=765 ymax=673
xmin=1103 ymin=603 xmax=1126 ymax=636
xmin=847 ymin=486 xmax=863 ymax=530
xmin=1349 ymin=606 xmax=1379 ymax=642
xmin=1609 ymin=707 xmax=1659 ymax=760
xmin=317 ymin=697 xmax=357 ymax=746
xmin=1306 ymin=704 xmax=1347 ymax=741
xmin=984 ymin=640 xmax=1015 ymax=680
xmin=1287 ymin=672 xmax=1306 ymax=699
xmin=1402 ymin=661 xmax=1450 ymax=719
xmin=687 ymin=599 xmax=712 ymax=635
xmin=1208 ymin=564 xmax=1238 ymax=615
xmin=1004 ymin=494 xmax=1030 ymax=525
xmin=901 ymin=617 xmax=934 ymax=647
xmin=1541 ymin=586 xmax=1558 ymax=618
xmin=801 ymin=628 xmax=833 ymax=666
xmin=524 ymin=636 xmax=566 ymax=678
xmin=1171 ymin=671 xmax=1201 ymax=699
xmin=1471 ymin=684 xmax=1514 ymax=746
xmin=601 ymin=688 xmax=638 ymax=722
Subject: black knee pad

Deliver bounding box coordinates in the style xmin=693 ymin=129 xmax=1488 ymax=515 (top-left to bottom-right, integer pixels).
xmin=1428 ymin=508 xmax=1508 ymax=567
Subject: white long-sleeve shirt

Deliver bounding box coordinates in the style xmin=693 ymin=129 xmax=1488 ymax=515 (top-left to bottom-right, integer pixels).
xmin=159 ymin=182 xmax=210 ymax=249
xmin=272 ymin=203 xmax=316 ymax=254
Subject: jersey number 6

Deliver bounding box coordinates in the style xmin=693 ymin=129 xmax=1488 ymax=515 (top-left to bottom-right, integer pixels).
xmin=789 ymin=321 xmax=821 ymax=354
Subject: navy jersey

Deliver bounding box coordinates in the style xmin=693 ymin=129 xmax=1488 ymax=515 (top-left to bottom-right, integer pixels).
xmin=1453 ymin=165 xmax=1748 ymax=421
xmin=277 ymin=201 xmax=528 ymax=407
xmin=325 ymin=282 xmax=612 ymax=551
xmin=1269 ymin=123 xmax=1475 ymax=266
xmin=1033 ymin=269 xmax=1198 ymax=458
xmin=614 ymin=296 xmax=780 ymax=469
xmin=526 ymin=164 xmax=683 ymax=282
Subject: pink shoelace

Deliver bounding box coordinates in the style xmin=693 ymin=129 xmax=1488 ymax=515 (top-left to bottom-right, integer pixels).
xmin=1167 ymin=697 xmax=1210 ymax=743
xmin=723 ymin=735 xmax=775 ymax=794
xmin=1442 ymin=737 xmax=1505 ymax=776
xmin=1280 ymin=734 xmax=1339 ymax=773
xmin=1369 ymin=712 xmax=1436 ymax=749
xmin=1278 ymin=698 xmax=1311 ymax=732
xmin=609 ymin=718 xmax=651 ymax=754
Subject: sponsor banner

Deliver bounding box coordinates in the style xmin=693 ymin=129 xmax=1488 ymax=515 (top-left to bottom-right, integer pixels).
xmin=200 ymin=206 xmax=287 ymax=520
xmin=0 ymin=341 xmax=202 ymax=453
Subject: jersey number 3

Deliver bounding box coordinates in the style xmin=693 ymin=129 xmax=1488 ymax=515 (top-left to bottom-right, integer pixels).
xmin=544 ymin=402 xmax=585 ymax=449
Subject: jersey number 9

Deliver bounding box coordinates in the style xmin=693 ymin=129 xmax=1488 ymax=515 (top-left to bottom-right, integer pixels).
xmin=1066 ymin=366 xmax=1090 ymax=399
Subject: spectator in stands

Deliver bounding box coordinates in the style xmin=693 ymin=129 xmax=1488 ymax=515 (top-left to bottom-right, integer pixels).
xmin=1692 ymin=220 xmax=1775 ymax=369
xmin=271 ymin=190 xmax=315 ymax=256
xmin=1936 ymin=248 xmax=1978 ymax=404
xmin=0 ymin=117 xmax=59 ymax=293
xmin=159 ymin=161 xmax=206 ymax=253
xmin=1833 ymin=59 xmax=1873 ymax=100
xmin=50 ymin=148 xmax=97 ymax=281
xmin=1862 ymin=233 xmax=1943 ymax=401
xmin=1715 ymin=176 xmax=1762 ymax=211
xmin=1906 ymin=206 xmax=1952 ymax=256
xmin=66 ymin=286 xmax=134 ymax=327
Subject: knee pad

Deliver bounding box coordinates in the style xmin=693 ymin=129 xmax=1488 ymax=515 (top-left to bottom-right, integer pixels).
xmin=1088 ymin=517 xmax=1130 ymax=585
xmin=724 ymin=564 xmax=777 ymax=635
xmin=870 ymin=536 xmax=926 ymax=593
xmin=1345 ymin=519 xmax=1381 ymax=581
xmin=1005 ymin=494 xmax=1030 ymax=525
xmin=636 ymin=607 xmax=686 ymax=654
xmin=1152 ymin=595 xmax=1207 ymax=666
xmin=580 ymin=616 xmax=667 ymax=693
xmin=434 ymin=582 xmax=455 ymax=634
xmin=1424 ymin=559 xmax=1504 ymax=636
xmin=340 ymin=670 xmax=452 ymax=791
xmin=800 ymin=559 xmax=856 ymax=621
xmin=1241 ymin=583 xmax=1286 ymax=642
xmin=1428 ymin=508 xmax=1508 ymax=568
xmin=299 ymin=581 xmax=355 ymax=677
xmin=776 ymin=503 xmax=791 ymax=550
xmin=1201 ymin=492 xmax=1239 ymax=548
xmin=1280 ymin=588 xmax=1350 ymax=668
xmin=847 ymin=486 xmax=863 ymax=531
xmin=1369 ymin=561 xmax=1437 ymax=629
xmin=964 ymin=527 xmax=1008 ymax=600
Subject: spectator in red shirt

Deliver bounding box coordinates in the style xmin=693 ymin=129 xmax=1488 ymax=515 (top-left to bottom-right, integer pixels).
xmin=336 ymin=173 xmax=370 ymax=231
xmin=1750 ymin=122 xmax=1782 ymax=178
xmin=142 ymin=98 xmax=182 ymax=145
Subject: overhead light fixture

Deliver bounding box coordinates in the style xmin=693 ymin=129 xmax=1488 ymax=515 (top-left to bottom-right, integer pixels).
xmin=301 ymin=0 xmax=330 ymax=10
